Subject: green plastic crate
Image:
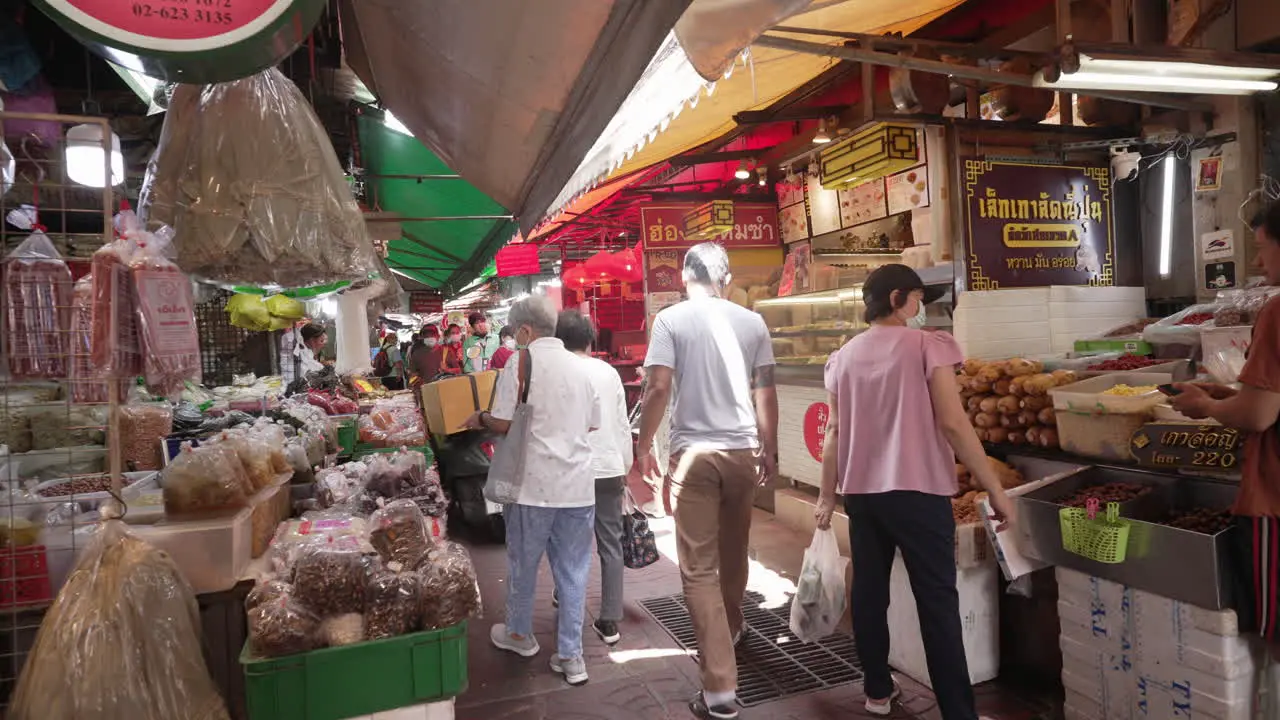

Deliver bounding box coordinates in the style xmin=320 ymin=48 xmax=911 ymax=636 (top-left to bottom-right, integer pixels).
xmin=335 ymin=420 xmax=357 ymax=456
xmin=1074 ymin=338 xmax=1153 ymax=356
xmin=241 ymin=622 xmax=467 ymax=720
xmin=353 ymin=444 xmax=434 ymax=464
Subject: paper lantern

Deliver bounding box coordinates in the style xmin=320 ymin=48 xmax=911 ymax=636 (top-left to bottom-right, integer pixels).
xmin=610 ymin=246 xmax=643 ymax=283
xmin=562 ymin=264 xmax=589 ymax=289
xmin=583 ymin=251 xmax=617 ymax=281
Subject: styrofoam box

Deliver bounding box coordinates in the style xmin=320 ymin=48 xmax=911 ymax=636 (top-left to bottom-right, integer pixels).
xmin=958 ymin=339 xmax=1055 ymax=361
xmin=1050 ymin=301 xmax=1144 ymax=321
xmin=1058 ymin=568 xmax=1134 ymax=625
xmin=1135 ymin=620 xmax=1255 ymax=682
xmin=1063 ymin=667 xmax=1135 ymax=720
xmin=1133 ymin=590 xmax=1240 ymax=640
xmin=1135 ymin=674 xmax=1253 ymax=720
xmin=956 ymin=288 xmax=1051 ymax=309
xmin=1051 ymin=316 xmax=1145 ymax=337
xmin=1065 ymin=689 xmax=1116 ymax=720
xmin=1060 ymin=600 xmax=1131 ymax=650
xmin=887 ymin=552 xmax=998 ymax=688
xmin=1050 ymin=286 xmax=1148 ymax=304
xmin=955 ymin=303 xmax=1050 ymax=324
xmin=1062 ymin=636 xmax=1137 ymax=720
xmin=130 ymin=508 xmax=252 ymax=594
xmin=955 ymin=317 xmax=1051 ymax=341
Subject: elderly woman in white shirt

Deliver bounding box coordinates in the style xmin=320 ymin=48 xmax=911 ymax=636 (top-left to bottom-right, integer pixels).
xmin=553 ymin=310 xmax=633 ymax=646
xmin=464 ymin=295 xmax=602 ymax=687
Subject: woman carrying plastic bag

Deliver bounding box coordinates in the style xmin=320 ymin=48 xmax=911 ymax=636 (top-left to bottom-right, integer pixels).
xmin=789 ymin=527 xmax=848 ymax=643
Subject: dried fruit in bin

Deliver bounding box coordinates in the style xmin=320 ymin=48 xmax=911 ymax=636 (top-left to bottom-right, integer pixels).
xmin=1059 ymin=482 xmax=1152 ymax=508
xmin=1175 ymin=312 xmax=1214 ymax=326
xmin=1087 ymin=354 xmax=1162 ymax=371
xmin=249 ymin=595 xmax=322 ymax=658
xmin=1101 ymin=384 xmax=1158 ymax=397
xmin=1162 ymin=508 xmax=1231 ymax=534
xmin=365 ymin=562 xmax=422 ymax=640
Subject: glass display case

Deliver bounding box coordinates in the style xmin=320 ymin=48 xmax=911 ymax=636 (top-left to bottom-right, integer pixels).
xmin=753 ymin=288 xmax=867 ymax=367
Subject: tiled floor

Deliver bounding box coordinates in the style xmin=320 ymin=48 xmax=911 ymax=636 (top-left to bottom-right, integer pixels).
xmin=456 ymin=509 xmax=1054 ymax=720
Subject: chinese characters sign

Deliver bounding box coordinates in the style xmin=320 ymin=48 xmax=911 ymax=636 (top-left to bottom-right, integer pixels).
xmin=640 ymin=203 xmax=780 ymax=251
xmin=645 ymin=251 xmax=684 ymax=293
xmin=962 ymin=160 xmax=1115 ymax=289
xmin=803 ymin=402 xmax=829 ymax=462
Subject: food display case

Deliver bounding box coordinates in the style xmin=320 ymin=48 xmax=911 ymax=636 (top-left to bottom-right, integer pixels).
xmin=764 ymin=264 xmax=954 ymax=488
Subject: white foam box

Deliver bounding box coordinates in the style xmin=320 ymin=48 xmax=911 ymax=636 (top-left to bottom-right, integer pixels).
xmin=887 ymin=552 xmax=998 ymax=688
xmin=1057 ymin=568 xmax=1135 ymax=641
xmin=958 ymin=338 xmax=1055 ymax=361
xmin=956 ymin=288 xmax=1051 ymax=308
xmin=955 ymin=303 xmax=1050 ymax=324
xmin=1060 ymin=600 xmax=1129 ymax=650
xmin=1050 ymin=286 xmax=1147 ymax=304
xmin=1065 ymin=689 xmax=1113 ymax=720
xmin=1050 ymin=316 xmax=1144 ymax=338
xmin=955 ymin=316 xmax=1051 ymax=341
xmin=1050 ymin=301 xmax=1144 ymax=320
xmin=1135 ymin=674 xmax=1253 ymax=720
xmin=1133 ymin=591 xmax=1253 ymax=683
xmin=1062 ymin=634 xmax=1138 ymax=719
xmin=1062 ymin=666 xmax=1135 ymax=720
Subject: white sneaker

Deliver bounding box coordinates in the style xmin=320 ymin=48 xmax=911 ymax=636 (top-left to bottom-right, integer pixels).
xmin=864 ymin=679 xmax=901 ymax=716
xmin=490 ymin=624 xmax=540 ymax=657
xmin=551 ymin=655 xmax=589 ymax=686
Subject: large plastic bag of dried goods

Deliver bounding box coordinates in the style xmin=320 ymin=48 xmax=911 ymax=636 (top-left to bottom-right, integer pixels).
xmin=90 ymin=211 xmax=142 ymax=377
xmin=789 ymin=528 xmax=848 ymax=644
xmin=69 ymin=277 xmax=110 ymax=404
xmin=162 ymin=442 xmax=250 ymax=516
xmin=369 ymin=499 xmax=434 ymax=568
xmin=214 ymin=430 xmax=275 ymax=492
xmin=9 ymin=520 xmax=230 ymax=720
xmin=138 ymin=68 xmax=379 ymax=288
xmin=418 ymin=541 xmax=482 ymax=630
xmin=120 ymin=401 xmax=173 ymax=471
xmin=4 ymin=228 xmax=72 ymax=379
xmin=131 ymin=226 xmax=201 ymax=398
xmin=366 ymin=561 xmax=422 ymax=640
xmin=292 ymin=539 xmax=377 ymax=617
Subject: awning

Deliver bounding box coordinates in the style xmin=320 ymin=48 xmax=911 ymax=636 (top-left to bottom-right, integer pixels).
xmin=339 ymin=0 xmax=693 ymax=238
xmin=358 ymin=116 xmax=517 ymax=292
xmin=546 ymin=0 xmax=966 ymax=219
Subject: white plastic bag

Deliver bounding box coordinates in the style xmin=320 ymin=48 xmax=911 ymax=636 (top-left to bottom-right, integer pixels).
xmin=789 ymin=528 xmax=848 ymax=643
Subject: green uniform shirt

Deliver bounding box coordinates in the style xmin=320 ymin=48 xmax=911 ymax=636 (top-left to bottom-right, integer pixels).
xmin=463 ymin=332 xmax=498 ymax=373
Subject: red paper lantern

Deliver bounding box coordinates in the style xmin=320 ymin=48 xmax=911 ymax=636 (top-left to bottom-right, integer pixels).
xmin=583 ymin=251 xmax=617 ymax=281
xmin=610 ymin=246 xmax=643 ymax=283
xmin=562 ymin=264 xmax=589 ymax=289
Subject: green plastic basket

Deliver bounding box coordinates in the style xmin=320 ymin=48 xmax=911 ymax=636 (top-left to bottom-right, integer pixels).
xmin=241 ymin=622 xmax=467 ymax=720
xmin=1059 ymin=502 xmax=1131 ymax=564
xmin=353 ymin=444 xmax=434 ymax=464
xmin=335 ymin=419 xmax=357 ymax=456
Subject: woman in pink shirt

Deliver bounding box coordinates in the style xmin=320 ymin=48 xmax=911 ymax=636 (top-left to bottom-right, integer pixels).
xmin=814 ymin=264 xmax=1013 ymax=720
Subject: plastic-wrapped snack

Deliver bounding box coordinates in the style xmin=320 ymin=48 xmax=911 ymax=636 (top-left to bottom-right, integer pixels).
xmin=216 ymin=430 xmax=275 ymax=492
xmin=366 ymin=562 xmax=421 ymax=640
xmin=418 ymin=542 xmax=482 ymax=630
xmin=69 ymin=277 xmax=109 ymax=404
xmin=292 ymin=540 xmax=376 ymax=617
xmin=139 ymin=68 xmax=379 ymax=288
xmin=368 ymin=500 xmax=433 ymax=567
xmin=162 ymin=443 xmax=250 ymax=516
xmin=285 ymin=440 xmax=315 ymax=485
xmin=363 ymin=455 xmax=406 ymax=499
xmin=119 ymin=403 xmax=173 ymax=472
xmin=253 ymin=423 xmax=291 ymax=475
xmin=395 ymin=482 xmax=449 ymax=519
xmin=245 ymin=579 xmax=293 ymax=613
xmin=90 ymin=213 xmax=142 ymax=377
xmin=248 ymin=596 xmax=320 ymax=658
xmin=320 ymin=613 xmax=365 ymax=647
xmin=131 ymin=227 xmax=201 ymax=398
xmin=389 ymin=448 xmax=428 ymax=487
xmin=5 ymin=229 xmax=72 ymax=379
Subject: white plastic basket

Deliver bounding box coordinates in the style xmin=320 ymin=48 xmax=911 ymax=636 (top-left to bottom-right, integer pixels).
xmin=1200 ymin=325 xmax=1252 ymax=384
xmin=1050 ymin=372 xmax=1175 ymax=415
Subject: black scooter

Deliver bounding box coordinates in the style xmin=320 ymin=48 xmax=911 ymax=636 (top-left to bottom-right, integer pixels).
xmin=428 ymin=426 xmax=506 ymax=543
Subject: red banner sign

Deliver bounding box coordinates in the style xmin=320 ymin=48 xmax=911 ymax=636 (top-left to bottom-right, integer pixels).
xmin=54 ymin=0 xmax=280 ymax=41
xmin=640 ymin=203 xmax=780 ymax=251
xmin=495 ymin=243 xmax=541 ymax=277
xmin=409 ymin=291 xmax=443 ymax=315
xmin=803 ymin=402 xmax=829 ymax=462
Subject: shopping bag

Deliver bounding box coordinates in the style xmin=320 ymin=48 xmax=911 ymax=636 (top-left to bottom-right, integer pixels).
xmin=789 ymin=527 xmax=849 ymax=643
xmin=484 ymin=350 xmax=532 ymax=505
xmin=621 ymin=488 xmax=659 ymax=569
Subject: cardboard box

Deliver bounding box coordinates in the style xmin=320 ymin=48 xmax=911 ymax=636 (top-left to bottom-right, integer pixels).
xmin=421 ymin=371 xmax=497 ymax=436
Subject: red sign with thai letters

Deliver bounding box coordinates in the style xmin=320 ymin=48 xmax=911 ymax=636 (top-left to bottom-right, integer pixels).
xmin=640 ymin=203 xmax=781 ymax=251
xmin=804 ymin=402 xmax=829 ymax=462
xmin=409 ymin=291 xmax=443 ymax=315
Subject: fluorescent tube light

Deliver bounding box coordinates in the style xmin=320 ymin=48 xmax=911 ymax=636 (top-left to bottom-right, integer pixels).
xmin=1159 ymin=156 xmax=1175 ymax=278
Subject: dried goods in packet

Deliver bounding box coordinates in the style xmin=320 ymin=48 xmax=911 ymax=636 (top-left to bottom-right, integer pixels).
xmin=161 ymin=442 xmax=251 ymax=516
xmin=90 ymin=210 xmax=142 ymax=377
xmin=292 ymin=540 xmax=376 ymax=617
xmin=120 ymin=402 xmax=173 ymax=472
xmin=4 ymin=229 xmax=72 ymax=379
xmin=366 ymin=562 xmax=422 ymax=640
xmin=249 ymin=595 xmax=321 ymax=659
xmin=369 ymin=499 xmax=434 ymax=568
xmin=131 ymin=226 xmax=201 ymax=398
xmin=418 ymin=541 xmax=482 ymax=630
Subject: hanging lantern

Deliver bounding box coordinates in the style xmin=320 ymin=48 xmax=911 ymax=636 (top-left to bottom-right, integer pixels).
xmin=583 ymin=251 xmax=616 ymax=281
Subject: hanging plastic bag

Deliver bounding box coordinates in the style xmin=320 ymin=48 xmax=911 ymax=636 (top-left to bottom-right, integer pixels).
xmin=226 ymin=293 xmax=272 ymax=331
xmin=4 ymin=227 xmax=71 ymax=379
xmin=138 ymin=67 xmax=379 ymax=289
xmin=9 ymin=520 xmax=230 ymax=720
xmin=789 ymin=528 xmax=848 ymax=644
xmin=90 ymin=210 xmax=142 ymax=377
xmin=131 ymin=225 xmax=202 ymax=398
xmin=69 ymin=277 xmax=110 ymax=404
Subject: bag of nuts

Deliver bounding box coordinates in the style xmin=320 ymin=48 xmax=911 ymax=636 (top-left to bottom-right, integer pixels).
xmin=248 ymin=595 xmax=321 ymax=658
xmin=365 ymin=562 xmax=421 ymax=640
xmin=292 ymin=540 xmax=377 ymax=617
xmin=119 ymin=402 xmax=173 ymax=472
xmin=417 ymin=541 xmax=482 ymax=631
xmin=368 ymin=499 xmax=433 ymax=568
xmin=162 ymin=442 xmax=251 ymax=516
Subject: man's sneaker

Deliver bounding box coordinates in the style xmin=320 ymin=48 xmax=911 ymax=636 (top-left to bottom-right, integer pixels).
xmin=689 ymin=692 xmax=738 ymax=719
xmin=864 ymin=679 xmax=902 ymax=716
xmin=552 ymin=589 xmax=559 ymax=609
xmin=550 ymin=655 xmax=589 ymax=686
xmin=490 ymin=624 xmax=540 ymax=658
xmin=593 ymin=619 xmax=621 ymax=646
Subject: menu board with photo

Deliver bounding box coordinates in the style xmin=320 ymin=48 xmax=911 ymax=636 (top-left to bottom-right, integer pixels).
xmin=806 ymin=171 xmax=842 ymax=237
xmin=777 ymin=176 xmax=805 ymax=208
xmin=838 ymin=179 xmax=888 ymax=227
xmin=780 ymin=202 xmax=809 ymax=244
xmin=886 ymin=167 xmax=930 ymax=215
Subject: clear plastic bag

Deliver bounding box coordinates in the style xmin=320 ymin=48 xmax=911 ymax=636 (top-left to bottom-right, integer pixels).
xmin=366 ymin=562 xmax=422 ymax=640
xmin=320 ymin=613 xmax=365 ymax=647
xmin=161 ymin=442 xmax=251 ymax=516
xmin=245 ymin=578 xmax=293 ymax=613
xmin=90 ymin=211 xmax=142 ymax=377
xmin=69 ymin=277 xmax=111 ymax=404
xmin=368 ymin=499 xmax=433 ymax=568
xmin=138 ymin=68 xmax=379 ymax=289
xmin=120 ymin=402 xmax=173 ymax=472
xmin=789 ymin=528 xmax=848 ymax=644
xmin=292 ymin=540 xmax=376 ymax=617
xmin=131 ymin=227 xmax=201 ymax=399
xmin=216 ymin=430 xmax=275 ymax=492
xmin=418 ymin=541 xmax=482 ymax=630
xmin=248 ymin=595 xmax=321 ymax=659
xmin=10 ymin=520 xmax=230 ymax=719
xmin=4 ymin=230 xmax=72 ymax=379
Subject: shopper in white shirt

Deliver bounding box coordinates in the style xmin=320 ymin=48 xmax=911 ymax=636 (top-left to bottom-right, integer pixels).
xmin=463 ymin=295 xmax=601 ymax=687
xmin=553 ymin=310 xmax=633 ymax=646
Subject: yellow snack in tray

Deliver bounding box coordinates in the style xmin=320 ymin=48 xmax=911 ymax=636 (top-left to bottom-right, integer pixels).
xmin=1102 ymin=384 xmax=1159 ymax=397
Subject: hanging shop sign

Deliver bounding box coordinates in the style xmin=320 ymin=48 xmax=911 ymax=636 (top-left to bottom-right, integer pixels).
xmin=495 ymin=244 xmax=541 ymax=277
xmin=682 ymin=200 xmax=735 ymax=243
xmin=34 ymin=0 xmax=326 ymax=84
xmin=962 ymin=160 xmax=1115 ymax=290
xmin=409 ymin=291 xmax=444 ymax=315
xmin=1129 ymin=423 xmax=1242 ymax=470
xmin=803 ymin=402 xmax=829 ymax=462
xmin=641 ymin=203 xmax=780 ymax=251
xmin=819 ymin=122 xmax=919 ymax=190
xmin=645 ymin=251 xmax=685 ymax=293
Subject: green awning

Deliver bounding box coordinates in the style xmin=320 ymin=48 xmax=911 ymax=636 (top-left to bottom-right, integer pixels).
xmin=358 ymin=116 xmax=517 ymax=291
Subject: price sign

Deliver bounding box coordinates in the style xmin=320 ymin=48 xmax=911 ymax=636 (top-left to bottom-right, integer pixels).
xmin=1129 ymin=423 xmax=1242 ymax=470
xmin=803 ymin=402 xmax=829 ymax=462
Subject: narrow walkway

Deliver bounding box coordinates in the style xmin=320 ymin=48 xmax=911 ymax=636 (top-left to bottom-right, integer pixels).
xmin=457 ymin=510 xmax=1053 ymax=720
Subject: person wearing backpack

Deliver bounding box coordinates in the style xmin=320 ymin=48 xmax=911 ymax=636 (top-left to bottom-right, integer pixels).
xmin=373 ymin=335 xmax=405 ymax=390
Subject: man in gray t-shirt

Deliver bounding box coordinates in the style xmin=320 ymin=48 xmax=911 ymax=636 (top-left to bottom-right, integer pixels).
xmin=635 ymin=242 xmax=778 ymax=720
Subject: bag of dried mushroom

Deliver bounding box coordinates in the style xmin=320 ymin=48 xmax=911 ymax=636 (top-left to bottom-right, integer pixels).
xmin=138 ymin=68 xmax=379 ymax=289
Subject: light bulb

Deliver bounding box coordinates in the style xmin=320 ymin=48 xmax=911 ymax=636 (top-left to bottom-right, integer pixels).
xmin=735 ymin=160 xmax=751 ymax=180
xmin=812 ymin=119 xmax=832 ymax=145
xmin=65 ymin=123 xmax=124 ymax=187
xmin=757 ymin=167 xmax=767 ymax=186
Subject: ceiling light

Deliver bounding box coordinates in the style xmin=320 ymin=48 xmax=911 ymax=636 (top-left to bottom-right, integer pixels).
xmin=812 ymin=119 xmax=832 ymax=144
xmin=735 ymin=160 xmax=751 ymax=180
xmin=1036 ymin=50 xmax=1279 ymax=96
xmin=65 ymin=123 xmax=124 ymax=187
xmin=757 ymin=167 xmax=768 ymax=186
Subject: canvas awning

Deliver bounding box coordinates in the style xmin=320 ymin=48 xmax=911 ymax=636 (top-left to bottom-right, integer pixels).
xmin=339 ymin=0 xmax=692 ymax=238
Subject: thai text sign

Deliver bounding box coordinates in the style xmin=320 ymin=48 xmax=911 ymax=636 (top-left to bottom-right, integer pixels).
xmin=1130 ymin=423 xmax=1242 ymax=470
xmin=640 ymin=203 xmax=780 ymax=251
xmin=962 ymin=159 xmax=1114 ymax=289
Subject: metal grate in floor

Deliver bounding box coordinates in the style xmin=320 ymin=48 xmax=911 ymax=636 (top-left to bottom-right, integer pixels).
xmin=640 ymin=591 xmax=863 ymax=707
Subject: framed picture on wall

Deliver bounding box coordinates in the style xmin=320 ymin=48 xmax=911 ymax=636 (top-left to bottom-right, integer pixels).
xmin=1196 ymin=156 xmax=1222 ymax=192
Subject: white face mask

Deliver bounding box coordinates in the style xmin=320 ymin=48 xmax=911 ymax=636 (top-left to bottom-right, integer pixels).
xmin=502 ymin=338 xmax=516 ymax=350
xmin=425 ymin=338 xmax=438 ymax=348
xmin=907 ymin=299 xmax=928 ymax=329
